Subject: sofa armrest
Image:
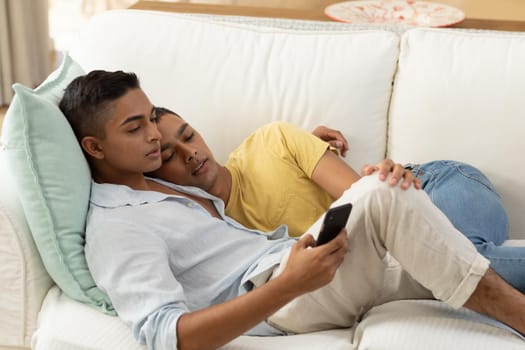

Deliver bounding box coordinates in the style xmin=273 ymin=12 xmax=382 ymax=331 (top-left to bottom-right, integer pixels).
xmin=0 ymin=149 xmax=53 ymax=348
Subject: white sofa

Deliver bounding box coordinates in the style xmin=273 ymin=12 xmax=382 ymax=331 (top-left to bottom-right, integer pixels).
xmin=2 ymin=9 xmax=525 ymax=350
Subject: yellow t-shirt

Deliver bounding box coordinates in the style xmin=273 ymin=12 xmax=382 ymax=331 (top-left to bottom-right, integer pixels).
xmin=225 ymin=122 xmax=334 ymax=237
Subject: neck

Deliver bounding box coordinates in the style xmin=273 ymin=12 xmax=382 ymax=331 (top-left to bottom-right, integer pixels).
xmin=92 ymin=167 xmax=150 ymax=191
xmin=207 ymin=165 xmax=232 ymax=205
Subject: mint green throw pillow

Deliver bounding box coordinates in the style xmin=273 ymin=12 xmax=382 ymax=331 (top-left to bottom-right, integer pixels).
xmin=2 ymin=55 xmax=115 ymax=315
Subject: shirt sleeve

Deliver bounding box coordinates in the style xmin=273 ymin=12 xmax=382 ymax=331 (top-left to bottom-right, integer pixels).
xmin=267 ymin=122 xmax=330 ymax=178
xmin=85 ymin=215 xmax=188 ymax=350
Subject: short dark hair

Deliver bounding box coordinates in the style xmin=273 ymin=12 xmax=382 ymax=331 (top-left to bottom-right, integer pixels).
xmin=59 ymin=70 xmax=140 ymax=141
xmin=153 ymin=106 xmax=182 ymax=120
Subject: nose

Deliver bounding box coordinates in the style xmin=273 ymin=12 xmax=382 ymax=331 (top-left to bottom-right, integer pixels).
xmin=178 ymin=143 xmax=197 ymax=163
xmin=146 ymin=120 xmax=162 ymax=142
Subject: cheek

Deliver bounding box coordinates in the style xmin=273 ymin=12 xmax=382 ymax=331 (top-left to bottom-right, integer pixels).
xmin=103 ymin=140 xmax=129 ymax=160
xmin=107 ymin=137 xmax=134 ymax=151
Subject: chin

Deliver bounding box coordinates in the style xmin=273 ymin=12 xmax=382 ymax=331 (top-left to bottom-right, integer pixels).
xmin=199 ymin=175 xmax=217 ymax=191
xmin=145 ymin=164 xmax=162 ymax=174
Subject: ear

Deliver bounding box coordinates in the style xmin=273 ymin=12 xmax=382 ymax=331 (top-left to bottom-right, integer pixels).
xmin=81 ymin=136 xmax=105 ymax=159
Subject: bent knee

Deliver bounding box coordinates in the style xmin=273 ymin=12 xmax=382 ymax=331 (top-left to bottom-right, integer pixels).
xmin=337 ymin=174 xmax=420 ymax=207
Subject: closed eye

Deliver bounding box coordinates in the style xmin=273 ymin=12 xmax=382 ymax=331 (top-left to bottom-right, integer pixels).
xmin=185 ymin=132 xmax=194 ymax=142
xmin=128 ymin=126 xmax=140 ymax=133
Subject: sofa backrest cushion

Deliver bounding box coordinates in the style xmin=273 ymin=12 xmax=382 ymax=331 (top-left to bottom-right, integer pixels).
xmin=70 ymin=10 xmax=400 ymax=171
xmin=388 ymin=28 xmax=525 ymax=239
xmin=0 ymin=55 xmax=115 ymax=320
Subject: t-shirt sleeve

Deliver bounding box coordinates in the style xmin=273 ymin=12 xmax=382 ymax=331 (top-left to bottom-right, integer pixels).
xmin=269 ymin=122 xmax=331 ymax=178
xmin=86 ymin=218 xmax=188 ymax=350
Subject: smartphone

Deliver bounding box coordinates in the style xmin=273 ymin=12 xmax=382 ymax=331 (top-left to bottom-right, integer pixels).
xmin=316 ymin=203 xmax=353 ymax=246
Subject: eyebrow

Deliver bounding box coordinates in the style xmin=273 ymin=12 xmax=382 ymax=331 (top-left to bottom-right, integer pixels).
xmin=119 ymin=107 xmax=156 ymax=127
xmin=177 ymin=123 xmax=189 ymax=137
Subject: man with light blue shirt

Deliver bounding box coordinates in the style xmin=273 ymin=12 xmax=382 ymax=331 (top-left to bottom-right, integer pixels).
xmin=60 ymin=70 xmax=525 ymax=350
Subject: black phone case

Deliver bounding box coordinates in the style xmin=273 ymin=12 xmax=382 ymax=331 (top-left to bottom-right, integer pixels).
xmin=316 ymin=203 xmax=352 ymax=246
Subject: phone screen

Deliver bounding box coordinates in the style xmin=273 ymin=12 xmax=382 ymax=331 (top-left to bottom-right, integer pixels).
xmin=316 ymin=203 xmax=352 ymax=246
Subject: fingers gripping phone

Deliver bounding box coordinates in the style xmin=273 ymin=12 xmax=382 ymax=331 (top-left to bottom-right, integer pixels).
xmin=316 ymin=203 xmax=353 ymax=246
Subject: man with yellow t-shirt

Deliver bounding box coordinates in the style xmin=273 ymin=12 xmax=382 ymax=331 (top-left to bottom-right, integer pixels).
xmin=149 ymin=107 xmax=524 ymax=294
xmin=225 ymin=122 xmax=341 ymax=236
xmin=149 ymin=107 xmax=374 ymax=236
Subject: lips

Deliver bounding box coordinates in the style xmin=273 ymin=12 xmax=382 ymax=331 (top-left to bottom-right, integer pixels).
xmin=192 ymin=159 xmax=208 ymax=175
xmin=145 ymin=147 xmax=160 ymax=158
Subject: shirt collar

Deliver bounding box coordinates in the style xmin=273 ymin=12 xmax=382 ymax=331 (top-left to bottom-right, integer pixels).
xmin=89 ymin=179 xmax=289 ymax=240
xmin=90 ymin=177 xmax=222 ymax=209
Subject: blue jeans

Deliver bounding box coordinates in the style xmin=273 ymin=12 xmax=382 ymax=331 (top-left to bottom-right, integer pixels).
xmin=408 ymin=160 xmax=525 ymax=293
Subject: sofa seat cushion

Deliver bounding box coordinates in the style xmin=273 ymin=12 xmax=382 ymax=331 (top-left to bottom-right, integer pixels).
xmin=354 ymin=300 xmax=524 ymax=349
xmin=32 ymin=286 xmax=353 ymax=350
xmin=34 ymin=286 xmax=525 ymax=350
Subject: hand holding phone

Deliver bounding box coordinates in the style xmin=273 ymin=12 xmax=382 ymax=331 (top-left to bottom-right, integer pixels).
xmin=316 ymin=203 xmax=352 ymax=246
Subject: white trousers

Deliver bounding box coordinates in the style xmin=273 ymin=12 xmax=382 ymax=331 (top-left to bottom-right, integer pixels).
xmin=267 ymin=175 xmax=489 ymax=333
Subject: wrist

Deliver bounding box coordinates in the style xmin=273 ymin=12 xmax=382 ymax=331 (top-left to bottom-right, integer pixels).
xmin=267 ymin=273 xmax=305 ymax=301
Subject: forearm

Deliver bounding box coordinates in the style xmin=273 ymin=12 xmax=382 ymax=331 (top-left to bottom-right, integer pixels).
xmin=176 ymin=276 xmax=300 ymax=350
xmin=177 ymin=233 xmax=348 ymax=350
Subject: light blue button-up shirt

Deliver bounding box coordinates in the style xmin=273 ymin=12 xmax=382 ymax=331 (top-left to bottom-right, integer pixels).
xmin=85 ymin=178 xmax=294 ymax=350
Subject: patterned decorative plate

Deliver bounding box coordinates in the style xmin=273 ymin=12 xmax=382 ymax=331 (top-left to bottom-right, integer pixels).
xmin=325 ymin=1 xmax=465 ymax=27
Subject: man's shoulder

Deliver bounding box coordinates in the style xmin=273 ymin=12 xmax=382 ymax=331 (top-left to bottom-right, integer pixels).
xmin=89 ymin=181 xmax=131 ymax=208
xmin=256 ymin=121 xmax=308 ymax=138
xmin=244 ymin=122 xmax=319 ymax=150
xmin=87 ymin=183 xmax=161 ymax=237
